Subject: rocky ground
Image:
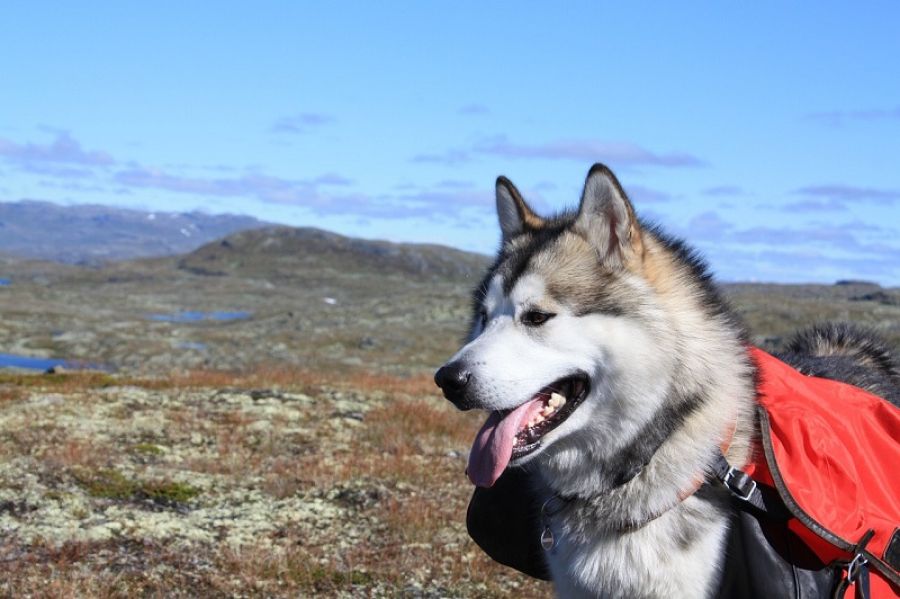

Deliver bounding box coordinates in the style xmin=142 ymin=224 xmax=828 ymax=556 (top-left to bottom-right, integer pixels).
xmin=1 ymin=231 xmax=899 ymax=598
xmin=0 ymin=370 xmax=549 ymax=597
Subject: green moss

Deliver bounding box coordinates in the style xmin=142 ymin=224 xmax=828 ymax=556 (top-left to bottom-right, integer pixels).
xmin=76 ymin=469 xmax=135 ymax=500
xmin=142 ymin=480 xmax=200 ymax=503
xmin=131 ymin=442 xmax=165 ymax=456
xmin=73 ymin=468 xmax=200 ymax=503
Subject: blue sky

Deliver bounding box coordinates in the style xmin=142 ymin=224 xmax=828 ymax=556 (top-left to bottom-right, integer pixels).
xmin=1 ymin=2 xmax=898 ymax=284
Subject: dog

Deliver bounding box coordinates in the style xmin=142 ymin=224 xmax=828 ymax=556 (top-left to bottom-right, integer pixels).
xmin=434 ymin=164 xmax=900 ymax=598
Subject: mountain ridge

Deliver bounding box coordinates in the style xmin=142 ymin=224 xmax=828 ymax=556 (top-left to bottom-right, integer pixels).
xmin=0 ymin=199 xmax=268 ymax=263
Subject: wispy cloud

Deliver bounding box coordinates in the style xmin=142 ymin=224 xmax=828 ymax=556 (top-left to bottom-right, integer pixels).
xmin=115 ymin=167 xmax=316 ymax=203
xmin=781 ymin=198 xmax=848 ymax=212
xmin=727 ymin=223 xmax=895 ymax=255
xmin=396 ymin=188 xmax=491 ymax=210
xmin=792 ymin=184 xmax=900 ymax=204
xmin=270 ymin=112 xmax=336 ymax=134
xmin=435 ymin=179 xmax=475 ymax=189
xmin=111 ymin=164 xmax=496 ymax=222
xmin=686 ymin=211 xmax=734 ymax=241
xmin=411 ymin=149 xmax=472 ymax=166
xmin=702 ymin=185 xmax=744 ymax=197
xmin=680 ymin=219 xmax=900 ymax=283
xmin=313 ymin=173 xmax=353 ymax=186
xmin=474 ymin=136 xmax=705 ymax=167
xmin=708 ymin=246 xmax=900 ymax=283
xmin=807 ymin=106 xmax=900 ymax=127
xmin=0 ymin=132 xmax=113 ymax=167
xmin=626 ymin=184 xmax=674 ymax=204
xmin=19 ymin=163 xmax=97 ymax=179
xmin=458 ymin=104 xmax=490 ymax=116
xmin=413 ymin=136 xmax=705 ymax=168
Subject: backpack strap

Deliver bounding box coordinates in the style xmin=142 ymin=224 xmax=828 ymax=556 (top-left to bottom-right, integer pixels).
xmin=710 ymin=450 xmax=789 ymax=520
xmin=832 ymin=530 xmax=875 ymax=599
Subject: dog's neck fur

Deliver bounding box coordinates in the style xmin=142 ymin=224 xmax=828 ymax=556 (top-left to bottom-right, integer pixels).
xmin=536 ymin=235 xmax=758 ymax=598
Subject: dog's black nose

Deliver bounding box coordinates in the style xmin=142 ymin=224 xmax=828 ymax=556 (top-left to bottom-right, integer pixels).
xmin=435 ymin=362 xmax=470 ymax=392
xmin=434 ymin=362 xmax=472 ymax=409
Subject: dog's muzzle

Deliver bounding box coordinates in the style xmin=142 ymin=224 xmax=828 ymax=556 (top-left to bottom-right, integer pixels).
xmin=434 ymin=361 xmax=475 ymax=410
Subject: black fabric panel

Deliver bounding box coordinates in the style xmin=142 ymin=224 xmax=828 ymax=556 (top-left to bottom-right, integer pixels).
xmin=886 ymin=528 xmax=900 ymax=571
xmin=713 ymin=500 xmax=841 ymax=598
xmin=466 ymin=467 xmax=551 ymax=581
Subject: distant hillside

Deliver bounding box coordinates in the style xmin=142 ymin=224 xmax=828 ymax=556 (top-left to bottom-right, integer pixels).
xmin=0 ymin=200 xmax=267 ymax=263
xmin=177 ymin=226 xmax=491 ymax=279
xmin=0 ymin=220 xmax=897 ymax=376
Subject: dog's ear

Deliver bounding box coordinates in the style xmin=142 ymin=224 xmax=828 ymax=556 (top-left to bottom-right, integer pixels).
xmin=496 ymin=176 xmax=542 ymax=243
xmin=574 ymin=163 xmax=643 ymax=265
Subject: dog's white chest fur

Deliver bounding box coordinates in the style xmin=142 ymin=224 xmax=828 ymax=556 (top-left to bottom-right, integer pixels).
xmin=544 ymin=499 xmax=730 ymax=599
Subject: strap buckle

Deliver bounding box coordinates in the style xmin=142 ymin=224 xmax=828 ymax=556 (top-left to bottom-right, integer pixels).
xmin=847 ymin=553 xmax=868 ymax=583
xmin=722 ymin=466 xmax=757 ymax=502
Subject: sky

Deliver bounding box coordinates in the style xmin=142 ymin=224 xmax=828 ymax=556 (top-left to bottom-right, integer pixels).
xmin=1 ymin=2 xmax=899 ymax=285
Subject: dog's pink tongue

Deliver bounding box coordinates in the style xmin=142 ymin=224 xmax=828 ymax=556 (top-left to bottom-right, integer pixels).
xmin=467 ymin=398 xmax=544 ymax=488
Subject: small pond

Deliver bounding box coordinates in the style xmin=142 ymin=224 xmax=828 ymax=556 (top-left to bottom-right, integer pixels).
xmin=176 ymin=342 xmax=208 ymax=351
xmin=0 ymin=353 xmax=111 ymax=372
xmin=0 ymin=353 xmax=68 ymax=371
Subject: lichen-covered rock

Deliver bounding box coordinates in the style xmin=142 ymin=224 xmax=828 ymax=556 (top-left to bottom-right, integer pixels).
xmin=0 ymin=376 xmax=546 ymax=597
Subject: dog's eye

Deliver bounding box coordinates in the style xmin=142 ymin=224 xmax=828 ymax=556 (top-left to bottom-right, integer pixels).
xmin=522 ymin=310 xmax=555 ymax=327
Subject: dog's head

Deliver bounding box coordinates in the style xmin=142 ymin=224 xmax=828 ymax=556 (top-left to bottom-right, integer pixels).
xmin=435 ymin=164 xmax=680 ymax=488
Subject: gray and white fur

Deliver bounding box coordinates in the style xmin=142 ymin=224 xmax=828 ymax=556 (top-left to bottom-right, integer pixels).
xmin=436 ymin=163 xmax=899 ymax=598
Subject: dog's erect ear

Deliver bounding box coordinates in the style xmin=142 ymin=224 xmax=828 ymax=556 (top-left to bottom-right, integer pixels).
xmin=496 ymin=176 xmax=543 ymax=243
xmin=574 ymin=164 xmax=643 ymax=264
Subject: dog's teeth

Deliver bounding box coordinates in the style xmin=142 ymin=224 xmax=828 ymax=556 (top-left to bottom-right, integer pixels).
xmin=542 ymin=405 xmax=554 ymax=417
xmin=549 ymin=392 xmax=566 ymax=407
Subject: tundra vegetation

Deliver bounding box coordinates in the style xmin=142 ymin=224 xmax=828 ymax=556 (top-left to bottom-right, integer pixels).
xmin=1 ymin=229 xmax=898 ymax=597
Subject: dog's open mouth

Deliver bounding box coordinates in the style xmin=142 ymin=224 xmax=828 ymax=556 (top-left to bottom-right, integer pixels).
xmin=511 ymin=375 xmax=588 ymax=459
xmin=467 ymin=373 xmax=589 ymax=488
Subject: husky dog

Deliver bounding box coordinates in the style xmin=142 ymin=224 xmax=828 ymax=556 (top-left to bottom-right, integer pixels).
xmin=434 ymin=164 xmax=899 ymax=598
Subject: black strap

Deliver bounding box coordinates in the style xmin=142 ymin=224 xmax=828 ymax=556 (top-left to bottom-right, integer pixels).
xmin=833 ymin=554 xmax=872 ymax=599
xmin=854 ymin=561 xmax=871 ymax=599
xmin=710 ymin=451 xmax=789 ymax=519
xmin=848 ymin=530 xmax=875 ymax=599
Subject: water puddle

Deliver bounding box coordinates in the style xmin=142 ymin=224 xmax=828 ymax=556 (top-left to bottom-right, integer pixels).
xmin=176 ymin=342 xmax=208 ymax=351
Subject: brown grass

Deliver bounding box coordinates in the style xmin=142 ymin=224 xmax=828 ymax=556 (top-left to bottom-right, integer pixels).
xmin=364 ymin=396 xmax=474 ymax=449
xmin=0 ymin=385 xmax=27 ymax=403
xmin=0 ymin=366 xmax=439 ymax=399
xmin=0 ymin=366 xmax=552 ymax=597
xmin=128 ymin=366 xmax=438 ymax=397
xmin=0 ymin=371 xmax=117 ymax=393
xmin=41 ymin=437 xmax=111 ymax=472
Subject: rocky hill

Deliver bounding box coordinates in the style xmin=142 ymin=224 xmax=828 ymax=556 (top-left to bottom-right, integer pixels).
xmin=0 ymin=200 xmax=266 ymax=263
xmin=177 ymin=226 xmax=491 ymax=280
